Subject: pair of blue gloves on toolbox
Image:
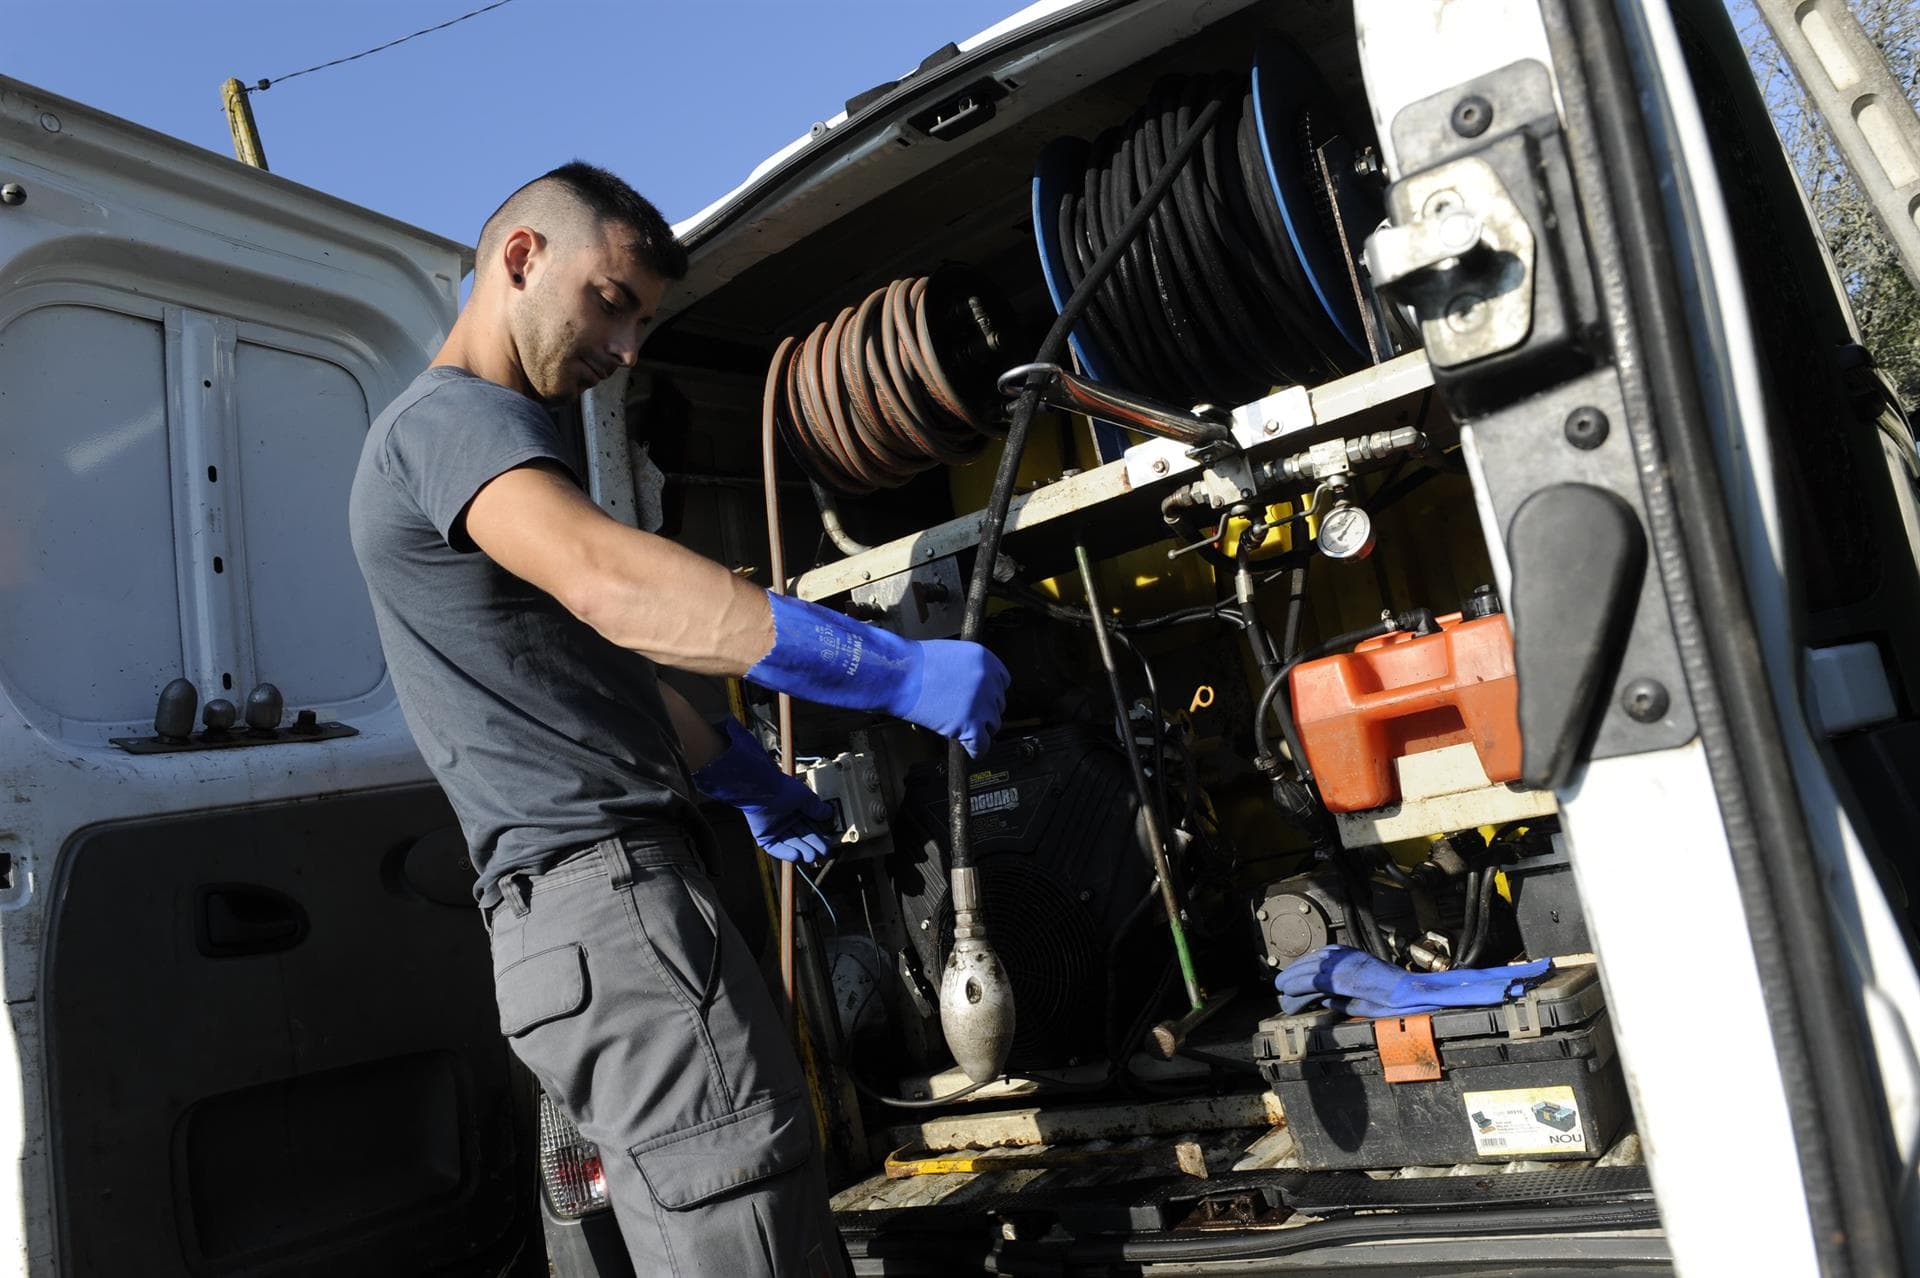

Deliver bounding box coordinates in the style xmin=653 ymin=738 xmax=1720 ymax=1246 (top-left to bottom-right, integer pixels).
xmin=692 ymin=593 xmax=1010 ymax=865
xmin=1276 ymin=944 xmax=1553 ymax=1019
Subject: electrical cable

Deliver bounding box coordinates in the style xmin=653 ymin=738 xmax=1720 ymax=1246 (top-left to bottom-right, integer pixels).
xmin=848 ymin=1071 xmax=996 ymax=1110
xmin=989 ymin=579 xmax=1245 ymax=631
xmin=1046 ymin=74 xmax=1358 ymax=407
xmin=1253 ymin=618 xmax=1399 ymax=780
xmin=795 ymin=864 xmax=838 ymax=931
xmin=1364 ymin=463 xmax=1446 ymax=514
xmin=1253 ymin=609 xmax=1439 ymax=783
xmin=248 ymin=0 xmax=518 ymax=91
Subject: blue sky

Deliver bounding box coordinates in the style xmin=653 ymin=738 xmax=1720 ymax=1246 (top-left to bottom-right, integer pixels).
xmin=9 ymin=0 xmax=1025 ymax=245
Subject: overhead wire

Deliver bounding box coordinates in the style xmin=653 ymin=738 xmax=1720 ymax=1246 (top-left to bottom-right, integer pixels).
xmin=248 ymin=0 xmax=520 ymax=92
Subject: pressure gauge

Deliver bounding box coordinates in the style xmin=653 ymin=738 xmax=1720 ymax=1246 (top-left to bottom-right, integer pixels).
xmin=1317 ymin=503 xmax=1375 ymax=560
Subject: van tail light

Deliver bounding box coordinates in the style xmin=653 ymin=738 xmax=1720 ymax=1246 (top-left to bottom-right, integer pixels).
xmin=537 ymin=1090 xmax=610 ymax=1218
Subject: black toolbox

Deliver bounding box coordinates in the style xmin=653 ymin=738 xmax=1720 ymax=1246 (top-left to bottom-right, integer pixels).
xmin=1253 ymin=962 xmax=1629 ymax=1169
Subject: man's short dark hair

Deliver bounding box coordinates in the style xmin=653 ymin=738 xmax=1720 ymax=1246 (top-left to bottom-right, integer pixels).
xmin=477 ymin=161 xmax=688 ymax=282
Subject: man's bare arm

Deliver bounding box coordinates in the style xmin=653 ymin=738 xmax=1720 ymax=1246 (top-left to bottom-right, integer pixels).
xmin=463 ymin=461 xmax=775 ymax=675
xmin=658 ymin=681 xmax=726 ymax=772
xmin=465 ymin=459 xmax=1011 ymax=760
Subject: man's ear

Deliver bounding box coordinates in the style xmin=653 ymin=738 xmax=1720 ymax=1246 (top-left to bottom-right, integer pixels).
xmin=502 ymin=226 xmax=541 ymax=286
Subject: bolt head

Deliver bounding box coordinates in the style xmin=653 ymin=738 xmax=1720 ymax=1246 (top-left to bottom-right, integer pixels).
xmin=1256 ymin=908 xmax=1269 ymax=921
xmin=919 ymin=918 xmax=932 ymax=930
xmin=1622 ymin=678 xmax=1671 ymax=723
xmin=1564 ymin=406 xmax=1611 ymax=450
xmin=0 ymin=183 xmax=23 ymax=207
xmin=1444 ymin=292 xmax=1488 ymax=333
xmin=1150 ymin=457 xmax=1169 ymax=475
xmin=1451 ymin=95 xmax=1494 ymax=138
xmin=1439 ymin=210 xmax=1479 ymax=250
xmin=1297 ymin=901 xmax=1312 ymax=914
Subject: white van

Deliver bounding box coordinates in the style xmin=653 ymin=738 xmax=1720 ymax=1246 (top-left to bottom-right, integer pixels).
xmin=2 ymin=1 xmax=1917 ymax=1274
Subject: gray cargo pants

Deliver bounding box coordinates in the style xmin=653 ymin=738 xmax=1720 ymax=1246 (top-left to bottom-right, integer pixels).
xmin=485 ymin=827 xmax=847 ymax=1276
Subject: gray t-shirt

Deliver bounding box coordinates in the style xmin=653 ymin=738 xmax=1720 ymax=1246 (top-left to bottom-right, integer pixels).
xmin=348 ymin=365 xmax=695 ymax=907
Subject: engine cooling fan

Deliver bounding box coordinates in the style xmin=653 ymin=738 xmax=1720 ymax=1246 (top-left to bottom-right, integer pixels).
xmin=896 ymin=724 xmax=1159 ymax=1070
xmin=933 ymin=854 xmax=1105 ymax=1067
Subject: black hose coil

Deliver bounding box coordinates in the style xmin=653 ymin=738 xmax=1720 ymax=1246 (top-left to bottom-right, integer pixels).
xmin=1045 ymin=73 xmax=1361 ymax=407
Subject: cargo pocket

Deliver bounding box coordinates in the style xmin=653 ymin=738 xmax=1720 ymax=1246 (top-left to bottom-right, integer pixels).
xmin=494 ymin=943 xmax=589 ymax=1037
xmin=629 ymin=1089 xmax=812 ymax=1211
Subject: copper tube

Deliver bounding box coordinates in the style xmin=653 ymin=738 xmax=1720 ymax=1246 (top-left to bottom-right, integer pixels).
xmin=762 ymin=337 xmax=800 ymax=1017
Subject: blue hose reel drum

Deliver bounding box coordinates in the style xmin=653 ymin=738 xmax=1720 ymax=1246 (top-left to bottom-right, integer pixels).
xmin=1030 ymin=38 xmax=1375 ymax=460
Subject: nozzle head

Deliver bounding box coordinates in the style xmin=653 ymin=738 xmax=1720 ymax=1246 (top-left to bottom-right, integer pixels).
xmin=939 ymin=933 xmax=1016 ymax=1083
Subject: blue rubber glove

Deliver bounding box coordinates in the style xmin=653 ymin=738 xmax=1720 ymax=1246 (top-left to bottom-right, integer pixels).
xmin=1276 ymin=945 xmax=1553 ymax=1018
xmin=746 ymin=592 xmax=1011 ymax=758
xmin=691 ymin=719 xmax=836 ymax=864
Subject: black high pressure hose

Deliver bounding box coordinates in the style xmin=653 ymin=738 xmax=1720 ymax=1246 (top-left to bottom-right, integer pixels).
xmin=1049 ymin=74 xmax=1356 ymax=406
xmin=907 ymin=93 xmax=1230 ymax=1102
xmin=947 ymin=94 xmax=1227 ymax=879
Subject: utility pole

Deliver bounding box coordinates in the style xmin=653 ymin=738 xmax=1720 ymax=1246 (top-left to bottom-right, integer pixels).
xmin=1755 ymin=0 xmax=1920 ymax=294
xmin=220 ymin=78 xmax=268 ymax=171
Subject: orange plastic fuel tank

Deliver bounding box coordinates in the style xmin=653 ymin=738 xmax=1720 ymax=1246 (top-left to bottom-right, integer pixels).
xmin=1289 ymin=612 xmax=1521 ymax=813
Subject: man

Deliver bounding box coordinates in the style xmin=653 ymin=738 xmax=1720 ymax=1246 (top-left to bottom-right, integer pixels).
xmin=348 ymin=162 xmax=1009 ymax=1276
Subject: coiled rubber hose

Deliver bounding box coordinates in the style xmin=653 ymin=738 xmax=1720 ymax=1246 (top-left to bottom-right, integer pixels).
xmin=767 ymin=269 xmax=1013 ymax=494
xmin=1046 ymin=73 xmax=1358 ymax=406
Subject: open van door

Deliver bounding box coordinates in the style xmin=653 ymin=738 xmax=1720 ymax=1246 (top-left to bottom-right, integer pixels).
xmin=0 ymin=77 xmax=541 ymax=1276
xmin=1352 ymin=1 xmax=1920 ymax=1273
xmin=637 ymin=1 xmax=1920 ymax=1273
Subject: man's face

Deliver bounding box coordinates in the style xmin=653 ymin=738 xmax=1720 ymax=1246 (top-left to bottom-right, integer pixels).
xmin=510 ymin=220 xmax=667 ymax=402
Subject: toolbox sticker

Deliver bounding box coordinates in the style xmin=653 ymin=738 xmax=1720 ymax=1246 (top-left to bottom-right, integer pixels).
xmin=1462 ymin=1085 xmax=1588 ymax=1156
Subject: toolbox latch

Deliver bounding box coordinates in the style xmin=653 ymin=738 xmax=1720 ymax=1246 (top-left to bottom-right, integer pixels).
xmin=1504 ymin=989 xmax=1545 ymax=1040
xmin=1373 ymin=1014 xmax=1443 ymax=1083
